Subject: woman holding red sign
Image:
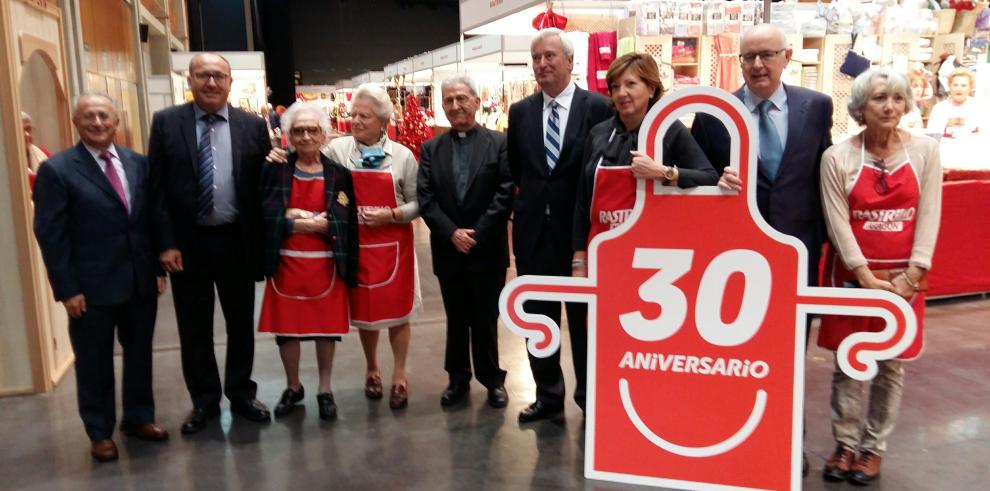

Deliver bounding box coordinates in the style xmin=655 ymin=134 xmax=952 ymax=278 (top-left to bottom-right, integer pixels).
xmin=819 ymin=67 xmax=942 ymax=485
xmin=258 ymin=102 xmax=359 ymax=420
xmin=324 ymin=84 xmax=421 ymax=410
xmin=571 ymin=53 xmax=717 ymax=273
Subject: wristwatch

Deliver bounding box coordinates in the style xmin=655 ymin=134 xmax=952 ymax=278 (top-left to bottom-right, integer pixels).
xmin=663 ymin=165 xmax=676 ymax=182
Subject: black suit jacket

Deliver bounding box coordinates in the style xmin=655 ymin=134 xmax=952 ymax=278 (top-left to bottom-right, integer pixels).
xmin=417 ymin=127 xmax=513 ymax=277
xmin=259 ymin=153 xmax=359 ymax=287
xmin=148 ymin=102 xmax=272 ymax=279
xmin=33 ymin=143 xmax=159 ymax=305
xmin=507 ymin=87 xmax=613 ymax=261
xmin=691 ymin=84 xmax=833 ymax=283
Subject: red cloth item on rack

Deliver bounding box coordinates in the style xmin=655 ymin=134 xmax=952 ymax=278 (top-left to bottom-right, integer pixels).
xmin=715 ymin=33 xmax=741 ymax=92
xmin=532 ymin=4 xmax=567 ymax=30
xmin=586 ymin=32 xmax=618 ymax=96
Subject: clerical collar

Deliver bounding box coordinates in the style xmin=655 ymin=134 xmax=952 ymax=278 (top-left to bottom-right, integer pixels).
xmin=452 ymin=126 xmax=478 ymax=140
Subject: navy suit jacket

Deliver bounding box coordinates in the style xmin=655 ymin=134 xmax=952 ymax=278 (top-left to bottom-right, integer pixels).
xmin=507 ymin=87 xmax=613 ymax=262
xmin=691 ymin=84 xmax=833 ymax=284
xmin=147 ymin=102 xmax=272 ymax=280
xmin=33 ymin=142 xmax=159 ymax=305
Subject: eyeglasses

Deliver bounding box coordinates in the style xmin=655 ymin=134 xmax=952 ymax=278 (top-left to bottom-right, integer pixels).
xmin=739 ymin=49 xmax=787 ymax=65
xmin=290 ymin=126 xmax=323 ymax=137
xmin=191 ymin=71 xmax=230 ymax=83
xmin=872 ymin=162 xmax=889 ymax=195
xmin=77 ymin=111 xmax=115 ymax=122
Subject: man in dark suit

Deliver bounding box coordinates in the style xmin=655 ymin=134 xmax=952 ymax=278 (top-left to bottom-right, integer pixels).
xmin=508 ymin=28 xmax=613 ymax=422
xmin=148 ymin=53 xmax=273 ymax=433
xmin=689 ymin=24 xmax=833 ymax=477
xmin=33 ymin=93 xmax=169 ymax=462
xmin=418 ymin=75 xmax=513 ymax=409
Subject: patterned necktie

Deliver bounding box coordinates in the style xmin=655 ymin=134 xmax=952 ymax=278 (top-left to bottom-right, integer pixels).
xmin=757 ymin=100 xmax=783 ymax=181
xmin=99 ymin=150 xmax=128 ymax=211
xmin=545 ymin=100 xmax=561 ymax=173
xmin=197 ymin=113 xmax=218 ymax=219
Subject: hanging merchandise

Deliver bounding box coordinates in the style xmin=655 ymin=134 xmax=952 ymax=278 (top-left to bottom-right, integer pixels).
xmin=587 ymin=32 xmax=618 ymax=96
xmin=714 ymin=33 xmax=741 ymax=91
xmin=533 ymin=1 xmax=567 ymax=30
xmin=399 ymin=93 xmax=431 ymax=160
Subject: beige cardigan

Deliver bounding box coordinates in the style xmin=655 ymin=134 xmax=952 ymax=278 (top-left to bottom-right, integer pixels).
xmin=819 ymin=130 xmax=943 ymax=271
xmin=323 ymin=135 xmax=420 ymax=222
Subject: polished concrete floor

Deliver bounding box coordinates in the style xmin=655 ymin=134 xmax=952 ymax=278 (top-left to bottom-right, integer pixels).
xmin=2 ymin=222 xmax=989 ymax=490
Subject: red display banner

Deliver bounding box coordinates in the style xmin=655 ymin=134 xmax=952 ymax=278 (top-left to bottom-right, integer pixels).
xmin=499 ymin=87 xmax=918 ymax=491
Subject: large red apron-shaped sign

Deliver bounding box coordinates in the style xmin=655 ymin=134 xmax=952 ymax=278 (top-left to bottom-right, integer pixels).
xmin=499 ymin=87 xmax=917 ymax=491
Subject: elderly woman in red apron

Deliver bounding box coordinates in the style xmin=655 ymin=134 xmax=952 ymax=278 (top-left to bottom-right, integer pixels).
xmin=324 ymin=84 xmax=420 ymax=410
xmin=572 ymin=53 xmax=717 ymax=267
xmin=819 ymin=67 xmax=942 ymax=485
xmin=258 ymin=102 xmax=358 ymax=420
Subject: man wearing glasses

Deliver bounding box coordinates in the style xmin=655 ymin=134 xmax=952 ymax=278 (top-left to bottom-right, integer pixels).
xmin=690 ymin=23 xmax=834 ymax=477
xmin=148 ymin=52 xmax=273 ymax=434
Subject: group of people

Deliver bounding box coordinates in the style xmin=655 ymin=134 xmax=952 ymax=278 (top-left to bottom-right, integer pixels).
xmin=32 ymin=23 xmax=940 ymax=487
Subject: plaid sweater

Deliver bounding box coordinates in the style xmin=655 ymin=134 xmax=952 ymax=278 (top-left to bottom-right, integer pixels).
xmin=259 ymin=153 xmax=359 ymax=287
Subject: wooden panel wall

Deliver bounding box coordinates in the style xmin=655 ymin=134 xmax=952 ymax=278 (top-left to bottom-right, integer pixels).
xmin=79 ymin=0 xmax=143 ymax=151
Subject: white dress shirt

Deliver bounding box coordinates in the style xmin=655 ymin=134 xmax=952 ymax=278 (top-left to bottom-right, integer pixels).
xmin=542 ymin=81 xmax=577 ymax=145
xmin=744 ymin=83 xmax=789 ymax=151
xmin=85 ymin=142 xmax=131 ymax=206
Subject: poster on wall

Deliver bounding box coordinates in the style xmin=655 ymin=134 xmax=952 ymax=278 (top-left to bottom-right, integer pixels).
xmin=499 ymin=87 xmax=918 ymax=491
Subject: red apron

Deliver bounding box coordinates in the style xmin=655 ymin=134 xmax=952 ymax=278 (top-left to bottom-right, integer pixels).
xmin=349 ymin=168 xmax=416 ymax=328
xmin=818 ymin=146 xmax=925 ymax=359
xmin=588 ymin=165 xmax=637 ymax=244
xmin=259 ymin=174 xmax=350 ymax=336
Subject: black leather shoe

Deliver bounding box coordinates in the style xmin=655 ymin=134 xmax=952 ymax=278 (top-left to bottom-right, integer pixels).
xmin=181 ymin=406 xmax=220 ymax=435
xmin=316 ymin=392 xmax=337 ymax=420
xmin=440 ymin=383 xmax=470 ymax=407
xmin=230 ymin=399 xmax=271 ymax=422
xmin=487 ymin=386 xmax=509 ymax=408
xmin=518 ymin=401 xmax=563 ymax=423
xmin=274 ymin=387 xmax=305 ymax=418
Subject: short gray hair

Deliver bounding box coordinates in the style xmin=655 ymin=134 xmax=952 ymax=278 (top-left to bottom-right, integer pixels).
xmin=188 ymin=52 xmax=231 ymax=74
xmin=847 ymin=66 xmax=915 ymax=125
xmin=440 ymin=75 xmax=479 ymax=98
xmin=531 ymin=28 xmax=574 ymax=59
xmin=21 ymin=111 xmax=32 ymax=123
xmin=71 ymin=92 xmax=120 ymax=116
xmin=352 ymin=83 xmax=394 ymax=122
xmin=741 ymin=23 xmax=788 ymax=51
xmin=280 ymin=101 xmax=332 ymax=138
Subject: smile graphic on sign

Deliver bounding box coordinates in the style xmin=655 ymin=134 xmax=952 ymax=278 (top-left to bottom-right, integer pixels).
xmin=499 ymin=87 xmax=917 ymax=491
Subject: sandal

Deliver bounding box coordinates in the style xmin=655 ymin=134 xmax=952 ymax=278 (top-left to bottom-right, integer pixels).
xmin=364 ymin=373 xmax=384 ymax=400
xmin=389 ymin=382 xmax=409 ymax=410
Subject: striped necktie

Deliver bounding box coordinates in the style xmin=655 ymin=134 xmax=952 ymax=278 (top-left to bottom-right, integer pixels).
xmin=98 ymin=150 xmax=128 ymax=212
xmin=197 ymin=113 xmax=218 ymax=220
xmin=545 ymin=100 xmax=561 ymax=173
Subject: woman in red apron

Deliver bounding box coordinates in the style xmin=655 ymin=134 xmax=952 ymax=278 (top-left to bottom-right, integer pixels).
xmin=818 ymin=67 xmax=942 ymax=485
xmin=325 ymin=84 xmax=420 ymax=410
xmin=258 ymin=102 xmax=359 ymax=420
xmin=572 ymin=53 xmax=717 ymax=272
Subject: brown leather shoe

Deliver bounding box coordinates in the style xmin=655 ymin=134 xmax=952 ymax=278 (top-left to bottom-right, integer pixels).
xmin=91 ymin=439 xmax=118 ymax=462
xmin=365 ymin=373 xmax=383 ymax=400
xmin=389 ymin=382 xmax=409 ymax=410
xmin=822 ymin=445 xmax=855 ymax=482
xmin=848 ymin=451 xmax=882 ymax=485
xmin=121 ymin=421 xmax=169 ymax=442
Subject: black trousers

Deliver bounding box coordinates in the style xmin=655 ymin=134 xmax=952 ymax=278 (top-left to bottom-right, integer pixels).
xmin=437 ymin=269 xmax=507 ymax=390
xmin=68 ymin=297 xmax=157 ymax=441
xmin=170 ymin=224 xmax=257 ymax=409
xmin=515 ymin=220 xmax=588 ymax=409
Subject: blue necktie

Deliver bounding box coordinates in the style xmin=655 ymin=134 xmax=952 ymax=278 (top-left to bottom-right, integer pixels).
xmin=758 ymin=100 xmax=783 ymax=181
xmin=197 ymin=113 xmax=218 ymax=220
xmin=545 ymin=100 xmax=561 ymax=173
